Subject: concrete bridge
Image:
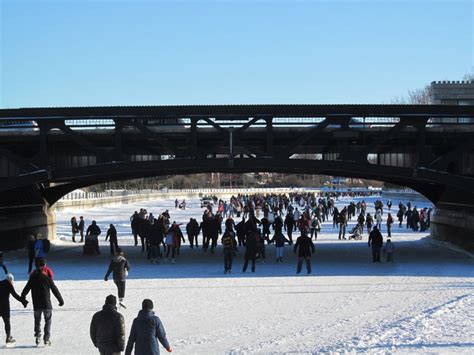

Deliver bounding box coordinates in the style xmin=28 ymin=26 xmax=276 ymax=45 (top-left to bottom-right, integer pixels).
xmin=0 ymin=104 xmax=473 ymax=251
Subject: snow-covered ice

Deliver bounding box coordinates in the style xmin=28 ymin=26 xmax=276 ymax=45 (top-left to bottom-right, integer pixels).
xmin=2 ymin=196 xmax=473 ymax=354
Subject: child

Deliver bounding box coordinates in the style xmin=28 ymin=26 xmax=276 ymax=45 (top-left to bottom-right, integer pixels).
xmin=383 ymin=239 xmax=395 ymax=262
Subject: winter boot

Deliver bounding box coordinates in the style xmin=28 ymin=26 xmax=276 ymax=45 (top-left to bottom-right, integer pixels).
xmin=44 ymin=340 xmax=51 ymax=347
xmin=35 ymin=336 xmax=41 ymax=346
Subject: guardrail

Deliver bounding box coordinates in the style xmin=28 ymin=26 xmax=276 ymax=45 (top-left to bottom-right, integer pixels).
xmin=60 ymin=187 xmax=383 ymax=201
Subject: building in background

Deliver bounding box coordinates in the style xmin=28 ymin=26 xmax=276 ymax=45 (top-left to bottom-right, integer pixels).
xmin=431 ymin=80 xmax=474 ymax=106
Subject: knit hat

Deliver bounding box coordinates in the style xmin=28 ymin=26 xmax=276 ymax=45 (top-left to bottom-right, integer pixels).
xmin=105 ymin=294 xmax=117 ymax=306
xmin=142 ymin=299 xmax=154 ymax=310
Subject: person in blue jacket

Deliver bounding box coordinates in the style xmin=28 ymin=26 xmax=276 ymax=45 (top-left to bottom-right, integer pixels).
xmin=125 ymin=299 xmax=172 ymax=355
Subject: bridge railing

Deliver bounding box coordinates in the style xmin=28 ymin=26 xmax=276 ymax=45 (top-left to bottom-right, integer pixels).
xmin=59 ymin=187 xmax=383 ymax=201
xmin=2 ymin=116 xmax=474 ymax=131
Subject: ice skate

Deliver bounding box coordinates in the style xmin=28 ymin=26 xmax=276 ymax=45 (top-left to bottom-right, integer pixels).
xmin=119 ymin=298 xmax=126 ymax=309
xmin=35 ymin=336 xmax=41 ymax=347
xmin=5 ymin=336 xmax=16 ymax=348
xmin=44 ymin=340 xmax=51 ymax=347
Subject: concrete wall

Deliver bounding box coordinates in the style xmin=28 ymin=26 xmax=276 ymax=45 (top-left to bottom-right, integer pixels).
xmin=431 ymin=208 xmax=474 ymax=252
xmin=0 ymin=186 xmax=56 ymax=251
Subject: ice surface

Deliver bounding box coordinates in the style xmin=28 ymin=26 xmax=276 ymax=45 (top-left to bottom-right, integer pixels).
xmin=2 ymin=196 xmax=473 ymax=354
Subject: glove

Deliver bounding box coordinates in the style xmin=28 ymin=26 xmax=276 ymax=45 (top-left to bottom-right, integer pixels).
xmin=58 ymin=300 xmax=64 ymax=307
xmin=166 ymin=346 xmax=173 ymax=353
xmin=104 ymin=277 xmax=108 ymax=281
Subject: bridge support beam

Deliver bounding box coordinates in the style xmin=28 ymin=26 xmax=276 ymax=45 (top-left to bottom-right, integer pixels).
xmin=0 ymin=185 xmax=56 ymax=251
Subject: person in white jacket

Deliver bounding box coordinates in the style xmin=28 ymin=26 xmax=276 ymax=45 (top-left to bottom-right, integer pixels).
xmin=375 ymin=209 xmax=383 ymax=230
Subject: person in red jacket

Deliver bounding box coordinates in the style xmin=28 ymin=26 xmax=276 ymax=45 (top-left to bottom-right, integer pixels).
xmin=30 ymin=258 xmax=54 ymax=280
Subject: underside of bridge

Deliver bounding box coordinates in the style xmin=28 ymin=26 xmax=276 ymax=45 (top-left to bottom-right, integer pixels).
xmin=0 ymin=104 xmax=473 ymax=251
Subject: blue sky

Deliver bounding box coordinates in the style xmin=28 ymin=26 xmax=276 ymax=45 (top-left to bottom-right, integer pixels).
xmin=1 ymin=0 xmax=472 ymax=107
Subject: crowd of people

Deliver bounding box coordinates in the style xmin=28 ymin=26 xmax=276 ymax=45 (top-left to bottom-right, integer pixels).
xmin=0 ymin=190 xmax=432 ymax=350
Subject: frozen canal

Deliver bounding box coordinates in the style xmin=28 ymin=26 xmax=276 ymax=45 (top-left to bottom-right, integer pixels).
xmin=2 ymin=196 xmax=473 ymax=354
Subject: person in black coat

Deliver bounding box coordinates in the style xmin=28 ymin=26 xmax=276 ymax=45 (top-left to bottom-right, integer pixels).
xmin=125 ymin=299 xmax=171 ymax=355
xmin=90 ymin=295 xmax=125 ymax=355
xmin=104 ymin=248 xmax=130 ymax=308
xmin=368 ymin=226 xmax=384 ymax=263
xmin=148 ymin=220 xmax=164 ymax=263
xmin=86 ymin=220 xmax=102 ymax=255
xmin=105 ymin=224 xmax=119 ymax=256
xmin=284 ymin=213 xmax=296 ymax=245
xmin=186 ymin=218 xmax=199 ymax=249
xmin=27 ymin=234 xmax=37 ymax=273
xmin=21 ymin=266 xmax=64 ymax=346
xmin=78 ymin=216 xmax=85 ymax=242
xmin=293 ymin=232 xmax=315 ymax=274
xmin=242 ymin=228 xmax=258 ymax=273
xmin=0 ymin=274 xmax=28 ymax=346
xmin=130 ymin=212 xmax=140 ymax=247
xmin=235 ymin=218 xmax=246 ymax=247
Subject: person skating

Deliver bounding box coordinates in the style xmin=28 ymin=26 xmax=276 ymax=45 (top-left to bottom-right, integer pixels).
xmin=27 ymin=234 xmax=36 ymax=274
xmin=90 ymin=294 xmax=125 ymax=355
xmin=368 ymin=226 xmax=383 ymax=263
xmin=125 ymin=299 xmax=172 ymax=355
xmin=386 ymin=213 xmax=394 ymax=238
xmin=105 ymin=224 xmax=119 ymax=256
xmin=383 ymin=238 xmax=395 ymax=262
xmin=21 ymin=262 xmax=64 ymax=347
xmin=70 ymin=217 xmax=79 ymax=242
xmin=221 ymin=227 xmax=237 ymax=274
xmin=270 ymin=230 xmax=291 ymax=263
xmin=78 ymin=216 xmax=85 ymax=243
xmin=284 ymin=212 xmax=296 ymax=245
xmin=86 ymin=220 xmax=102 ymax=255
xmin=0 ymin=273 xmax=28 ymax=347
xmin=130 ymin=211 xmax=140 ymax=247
xmin=104 ymin=248 xmax=130 ymax=309
xmin=34 ymin=233 xmax=49 ymax=260
xmin=186 ymin=218 xmax=199 ymax=249
xmin=242 ymin=224 xmax=258 ymax=273
xmin=30 ymin=258 xmax=54 ymax=280
xmin=294 ymin=231 xmax=315 ymax=274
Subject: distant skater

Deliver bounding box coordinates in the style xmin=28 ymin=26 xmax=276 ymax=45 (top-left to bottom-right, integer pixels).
xmin=105 ymin=224 xmax=119 ymax=255
xmin=383 ymin=238 xmax=395 ymax=262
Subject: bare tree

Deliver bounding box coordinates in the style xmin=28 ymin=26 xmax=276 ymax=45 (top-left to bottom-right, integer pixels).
xmin=463 ymin=72 xmax=474 ymax=81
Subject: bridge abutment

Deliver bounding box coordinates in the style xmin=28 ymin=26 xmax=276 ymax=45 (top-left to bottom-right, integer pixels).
xmin=0 ymin=186 xmax=56 ymax=251
xmin=431 ymin=208 xmax=474 ymax=253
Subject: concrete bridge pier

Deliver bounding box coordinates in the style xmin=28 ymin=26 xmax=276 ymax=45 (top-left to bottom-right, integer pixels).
xmin=430 ymin=207 xmax=474 ymax=253
xmin=0 ymin=186 xmax=56 ymax=251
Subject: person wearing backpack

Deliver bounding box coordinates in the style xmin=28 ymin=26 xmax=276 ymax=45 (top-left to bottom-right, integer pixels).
xmin=34 ymin=234 xmax=49 ymax=260
xmin=221 ymin=228 xmax=237 ymax=274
